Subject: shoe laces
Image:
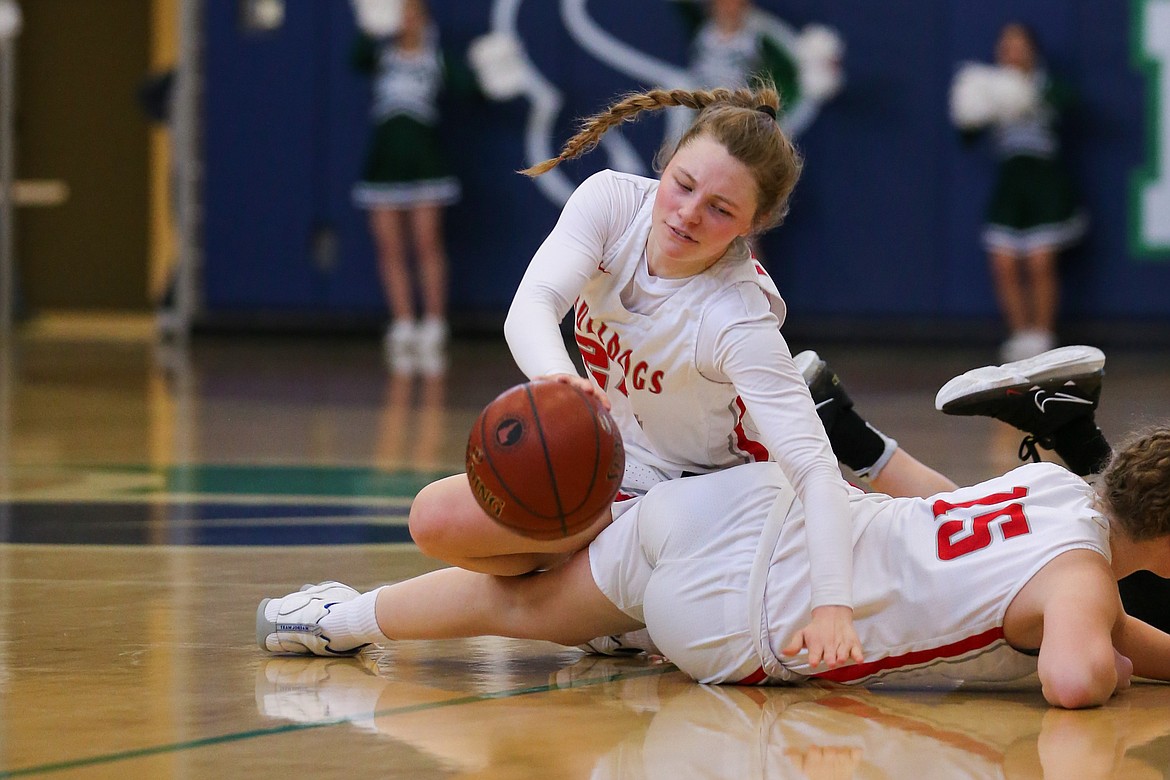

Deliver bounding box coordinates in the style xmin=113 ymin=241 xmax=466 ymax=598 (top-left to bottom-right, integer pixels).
xmin=1017 ymin=434 xmax=1049 ymax=464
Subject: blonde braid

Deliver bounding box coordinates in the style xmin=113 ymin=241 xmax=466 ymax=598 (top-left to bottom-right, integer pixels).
xmin=520 ymin=86 xmax=777 ymax=177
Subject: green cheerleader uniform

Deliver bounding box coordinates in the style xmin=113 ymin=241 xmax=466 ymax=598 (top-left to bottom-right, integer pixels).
xmin=351 ymin=28 xmax=461 ymax=209
xmin=673 ymin=1 xmax=800 ymax=104
xmin=982 ymin=73 xmax=1086 ymax=254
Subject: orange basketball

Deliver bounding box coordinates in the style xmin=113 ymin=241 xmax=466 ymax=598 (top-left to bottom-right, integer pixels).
xmin=465 ymin=379 xmax=625 ymax=540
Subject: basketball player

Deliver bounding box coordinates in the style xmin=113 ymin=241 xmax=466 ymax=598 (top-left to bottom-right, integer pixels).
xmin=405 ymin=81 xmax=921 ymax=667
xmin=258 ymin=347 xmax=1170 ymax=708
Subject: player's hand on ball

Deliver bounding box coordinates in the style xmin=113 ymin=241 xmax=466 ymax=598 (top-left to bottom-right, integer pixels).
xmin=539 ymin=373 xmax=611 ymax=411
xmin=782 ymin=605 xmax=864 ymax=669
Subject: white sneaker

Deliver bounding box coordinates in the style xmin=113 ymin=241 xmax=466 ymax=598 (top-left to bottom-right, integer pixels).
xmin=384 ymin=319 xmax=416 ymax=355
xmin=577 ymin=628 xmax=660 ymax=657
xmin=1001 ymin=330 xmax=1058 ymax=363
xmin=414 ymin=317 xmax=448 ymax=353
xmin=999 ymin=332 xmax=1029 ymax=363
xmin=257 ymin=582 xmax=368 ymax=657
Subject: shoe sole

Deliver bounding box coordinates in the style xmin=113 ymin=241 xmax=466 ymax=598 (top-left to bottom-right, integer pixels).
xmin=792 ymin=350 xmax=824 ymax=385
xmin=256 ymin=598 xmax=275 ymax=651
xmin=936 ymin=346 xmax=1105 ymax=412
xmin=256 ymin=583 xmax=365 ymax=656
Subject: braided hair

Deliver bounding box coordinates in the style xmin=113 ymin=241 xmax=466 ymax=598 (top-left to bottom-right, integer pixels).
xmin=521 ymin=83 xmax=802 ymax=232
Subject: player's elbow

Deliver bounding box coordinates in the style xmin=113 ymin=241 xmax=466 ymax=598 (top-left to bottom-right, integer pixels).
xmin=502 ymin=305 xmax=524 ymax=351
xmin=1040 ymin=656 xmax=1116 ymax=709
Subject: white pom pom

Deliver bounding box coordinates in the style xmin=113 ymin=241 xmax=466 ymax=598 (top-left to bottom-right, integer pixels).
xmin=949 ymin=63 xmax=999 ymax=129
xmin=795 ymin=24 xmax=844 ymax=64
xmin=987 ymin=67 xmax=1040 ymax=122
xmin=949 ymin=63 xmax=1040 ymax=129
xmin=794 ymin=25 xmax=844 ymax=101
xmin=351 ymin=0 xmax=403 ymax=38
xmin=0 ymin=0 xmax=23 ymax=41
xmin=468 ymin=33 xmax=529 ymax=101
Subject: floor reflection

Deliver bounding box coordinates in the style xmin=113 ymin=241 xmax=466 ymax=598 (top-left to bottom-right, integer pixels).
xmin=255 ymin=649 xmax=1170 ymax=780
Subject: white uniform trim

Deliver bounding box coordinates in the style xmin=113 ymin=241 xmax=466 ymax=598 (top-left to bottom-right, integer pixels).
xmin=352 ymin=177 xmax=461 ymax=208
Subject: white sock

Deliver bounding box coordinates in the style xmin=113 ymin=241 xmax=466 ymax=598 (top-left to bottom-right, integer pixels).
xmin=318 ymin=587 xmax=391 ymax=648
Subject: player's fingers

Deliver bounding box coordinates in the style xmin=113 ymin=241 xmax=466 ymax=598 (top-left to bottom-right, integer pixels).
xmin=542 ymin=375 xmax=611 ymax=411
xmin=781 ymin=631 xmax=804 ymax=656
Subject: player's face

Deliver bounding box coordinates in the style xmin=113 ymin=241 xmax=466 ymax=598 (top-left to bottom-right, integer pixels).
xmin=647 ymin=135 xmax=758 ymax=278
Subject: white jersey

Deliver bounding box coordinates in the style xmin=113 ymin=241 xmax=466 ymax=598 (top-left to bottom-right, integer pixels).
xmin=506 ymin=170 xmax=851 ymax=608
xmin=590 ymin=461 xmax=1110 ymax=688
xmin=754 ymin=462 xmax=1108 ymax=688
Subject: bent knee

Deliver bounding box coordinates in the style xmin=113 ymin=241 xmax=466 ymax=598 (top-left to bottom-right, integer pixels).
xmin=408 ymin=480 xmax=466 ymax=559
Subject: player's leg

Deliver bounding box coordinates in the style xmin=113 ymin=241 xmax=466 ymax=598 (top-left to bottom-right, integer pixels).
xmin=407 ymin=474 xmax=614 ymax=575
xmin=795 ymin=351 xmax=957 ymax=497
xmin=935 ymin=345 xmax=1110 ymax=476
xmin=257 ymin=548 xmax=641 ymax=657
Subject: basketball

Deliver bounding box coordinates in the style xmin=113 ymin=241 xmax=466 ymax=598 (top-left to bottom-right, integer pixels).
xmin=465 ymin=379 xmax=625 ymax=540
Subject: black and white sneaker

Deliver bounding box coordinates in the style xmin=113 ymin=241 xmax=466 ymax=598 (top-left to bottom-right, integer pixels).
xmin=935 ymin=346 xmax=1104 ymax=455
xmin=794 ymin=350 xmax=854 ymax=431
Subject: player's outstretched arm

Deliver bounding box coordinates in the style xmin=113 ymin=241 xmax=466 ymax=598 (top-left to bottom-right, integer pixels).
xmin=781 ymin=605 xmax=864 ymax=669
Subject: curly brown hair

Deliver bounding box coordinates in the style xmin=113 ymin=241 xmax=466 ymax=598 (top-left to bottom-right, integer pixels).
xmin=520 ymin=83 xmax=802 ymax=233
xmin=1098 ymin=424 xmax=1170 ymax=541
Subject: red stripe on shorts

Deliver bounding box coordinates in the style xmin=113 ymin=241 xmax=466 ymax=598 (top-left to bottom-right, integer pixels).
xmin=811 ymin=627 xmax=1006 ymax=683
xmin=734 ymin=666 xmax=769 ymax=685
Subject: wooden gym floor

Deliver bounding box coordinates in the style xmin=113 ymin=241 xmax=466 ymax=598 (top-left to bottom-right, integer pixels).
xmin=1 ymin=319 xmax=1169 ymax=779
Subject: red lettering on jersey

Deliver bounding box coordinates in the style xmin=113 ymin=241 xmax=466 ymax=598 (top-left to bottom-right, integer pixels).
xmin=605 ymin=331 xmax=622 ymax=361
xmin=632 ymin=361 xmax=648 ymax=390
xmin=731 ymin=397 xmax=770 ymax=462
xmin=575 ymin=333 xmax=609 ymax=390
xmin=932 ymin=486 xmax=1032 ymax=561
xmin=572 ymin=308 xmax=665 ymax=396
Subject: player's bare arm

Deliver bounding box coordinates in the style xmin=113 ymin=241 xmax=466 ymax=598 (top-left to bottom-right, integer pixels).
xmin=1113 ymin=613 xmax=1170 ymax=682
xmin=1013 ymin=550 xmax=1124 ymax=708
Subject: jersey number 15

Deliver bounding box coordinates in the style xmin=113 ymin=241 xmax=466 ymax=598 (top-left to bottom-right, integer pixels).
xmin=932 ymin=486 xmax=1032 ymax=561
